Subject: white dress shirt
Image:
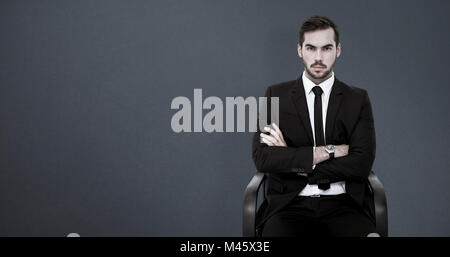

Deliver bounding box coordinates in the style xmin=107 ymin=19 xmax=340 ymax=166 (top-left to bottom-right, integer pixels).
xmin=298 ymin=70 xmax=346 ymax=196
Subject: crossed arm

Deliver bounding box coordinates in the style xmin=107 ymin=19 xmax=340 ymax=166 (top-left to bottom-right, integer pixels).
xmin=260 ymin=123 xmax=349 ymax=176
xmin=260 ymin=123 xmax=349 ymax=166
xmin=253 ymin=91 xmax=375 ymax=183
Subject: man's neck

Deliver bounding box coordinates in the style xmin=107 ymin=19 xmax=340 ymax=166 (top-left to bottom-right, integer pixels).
xmin=304 ymin=69 xmax=334 ymax=85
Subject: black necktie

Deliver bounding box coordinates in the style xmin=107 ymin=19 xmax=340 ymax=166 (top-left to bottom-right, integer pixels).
xmin=312 ymin=86 xmax=330 ymax=190
xmin=312 ymin=86 xmax=325 ymax=146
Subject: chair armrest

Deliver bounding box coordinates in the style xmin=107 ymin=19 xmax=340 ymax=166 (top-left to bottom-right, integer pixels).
xmin=243 ymin=172 xmax=266 ymax=237
xmin=368 ymin=171 xmax=388 ymax=237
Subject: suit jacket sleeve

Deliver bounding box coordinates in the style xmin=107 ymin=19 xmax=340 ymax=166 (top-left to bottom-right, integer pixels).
xmin=252 ymin=86 xmax=314 ymax=173
xmin=308 ymin=90 xmax=376 ymax=183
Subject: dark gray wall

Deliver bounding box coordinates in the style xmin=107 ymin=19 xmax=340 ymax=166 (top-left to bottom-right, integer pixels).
xmin=1 ymin=0 xmax=450 ymax=236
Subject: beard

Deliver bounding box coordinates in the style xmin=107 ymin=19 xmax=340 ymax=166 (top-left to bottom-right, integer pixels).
xmin=303 ymin=58 xmax=336 ymax=80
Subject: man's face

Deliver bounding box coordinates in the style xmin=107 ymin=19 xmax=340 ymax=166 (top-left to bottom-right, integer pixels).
xmin=297 ymin=28 xmax=341 ymax=81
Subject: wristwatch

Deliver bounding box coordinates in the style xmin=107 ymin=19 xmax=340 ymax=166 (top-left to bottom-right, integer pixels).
xmin=325 ymin=145 xmax=335 ymax=159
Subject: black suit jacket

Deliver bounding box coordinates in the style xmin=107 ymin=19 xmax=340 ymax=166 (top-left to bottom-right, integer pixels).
xmin=252 ymin=76 xmax=376 ymax=229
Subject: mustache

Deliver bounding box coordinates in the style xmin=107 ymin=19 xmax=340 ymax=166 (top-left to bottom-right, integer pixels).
xmin=311 ymin=62 xmax=327 ymax=68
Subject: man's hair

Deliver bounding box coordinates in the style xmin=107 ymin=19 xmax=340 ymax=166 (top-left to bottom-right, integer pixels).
xmin=299 ymin=15 xmax=339 ymax=47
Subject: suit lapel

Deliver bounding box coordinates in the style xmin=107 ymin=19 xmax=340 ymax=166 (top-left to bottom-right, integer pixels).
xmin=290 ymin=76 xmax=345 ymax=146
xmin=325 ymin=78 xmax=344 ymax=144
xmin=290 ymin=78 xmax=314 ymax=145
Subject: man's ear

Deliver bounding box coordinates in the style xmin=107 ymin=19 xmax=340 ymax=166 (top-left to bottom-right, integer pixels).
xmin=297 ymin=43 xmax=302 ymax=58
xmin=336 ymin=42 xmax=341 ymax=58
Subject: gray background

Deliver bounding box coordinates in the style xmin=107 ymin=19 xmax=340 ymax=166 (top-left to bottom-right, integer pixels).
xmin=1 ymin=0 xmax=449 ymax=236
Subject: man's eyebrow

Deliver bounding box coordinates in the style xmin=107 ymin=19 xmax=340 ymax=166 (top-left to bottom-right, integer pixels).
xmin=304 ymin=44 xmax=334 ymax=48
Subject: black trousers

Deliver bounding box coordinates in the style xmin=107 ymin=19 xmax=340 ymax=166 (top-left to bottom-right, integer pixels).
xmin=261 ymin=194 xmax=375 ymax=237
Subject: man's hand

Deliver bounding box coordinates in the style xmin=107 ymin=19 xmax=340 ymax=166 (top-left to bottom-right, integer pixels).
xmin=335 ymin=144 xmax=349 ymax=158
xmin=260 ymin=123 xmax=287 ymax=147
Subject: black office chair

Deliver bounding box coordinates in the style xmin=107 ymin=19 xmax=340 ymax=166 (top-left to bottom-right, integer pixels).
xmin=243 ymin=171 xmax=388 ymax=237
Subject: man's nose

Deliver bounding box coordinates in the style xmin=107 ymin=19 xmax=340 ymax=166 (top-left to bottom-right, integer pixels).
xmin=314 ymin=49 xmax=323 ymax=62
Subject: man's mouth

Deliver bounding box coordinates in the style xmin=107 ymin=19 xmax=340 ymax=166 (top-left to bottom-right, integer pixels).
xmin=312 ymin=66 xmax=326 ymax=70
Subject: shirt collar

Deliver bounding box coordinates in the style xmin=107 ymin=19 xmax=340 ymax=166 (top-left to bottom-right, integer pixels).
xmin=302 ymin=70 xmax=335 ymax=96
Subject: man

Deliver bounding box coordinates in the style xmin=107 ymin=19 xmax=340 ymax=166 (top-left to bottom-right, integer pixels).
xmin=252 ymin=15 xmax=376 ymax=237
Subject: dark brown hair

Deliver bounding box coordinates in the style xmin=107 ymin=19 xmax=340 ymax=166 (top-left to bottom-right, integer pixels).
xmin=299 ymin=15 xmax=339 ymax=47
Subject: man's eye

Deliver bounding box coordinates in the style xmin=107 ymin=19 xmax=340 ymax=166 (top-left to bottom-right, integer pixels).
xmin=307 ymin=47 xmax=314 ymax=51
xmin=324 ymin=47 xmax=332 ymax=51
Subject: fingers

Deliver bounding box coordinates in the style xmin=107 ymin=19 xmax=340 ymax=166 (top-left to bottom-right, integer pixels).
xmin=260 ymin=123 xmax=287 ymax=147
xmin=260 ymin=133 xmax=278 ymax=146
xmin=271 ymin=123 xmax=284 ymax=141
xmin=260 ymin=137 xmax=274 ymax=146
xmin=264 ymin=126 xmax=281 ymax=142
xmin=263 ymin=123 xmax=285 ymax=142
